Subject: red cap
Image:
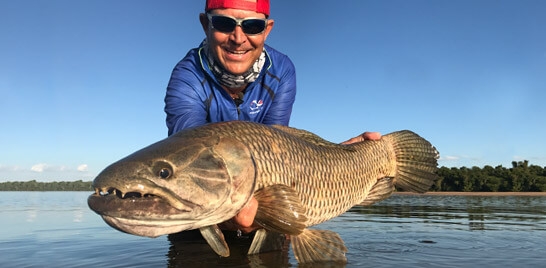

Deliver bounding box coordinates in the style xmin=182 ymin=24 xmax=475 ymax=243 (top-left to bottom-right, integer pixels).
xmin=205 ymin=0 xmax=270 ymax=16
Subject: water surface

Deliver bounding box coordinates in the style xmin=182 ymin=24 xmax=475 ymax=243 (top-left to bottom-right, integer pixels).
xmin=1 ymin=192 xmax=544 ymax=267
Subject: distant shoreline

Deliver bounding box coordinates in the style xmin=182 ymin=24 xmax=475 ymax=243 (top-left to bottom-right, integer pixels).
xmin=1 ymin=180 xmax=545 ymax=195
xmin=396 ymin=191 xmax=546 ymax=197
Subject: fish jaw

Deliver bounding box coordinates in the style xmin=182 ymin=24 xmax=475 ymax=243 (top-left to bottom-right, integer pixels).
xmin=87 ymin=186 xmax=202 ymax=237
xmin=101 ymin=214 xmax=193 ymax=238
xmin=87 ymin=134 xmax=257 ymax=237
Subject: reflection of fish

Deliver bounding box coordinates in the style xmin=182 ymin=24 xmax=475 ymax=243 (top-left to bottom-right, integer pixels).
xmin=88 ymin=121 xmax=439 ymax=264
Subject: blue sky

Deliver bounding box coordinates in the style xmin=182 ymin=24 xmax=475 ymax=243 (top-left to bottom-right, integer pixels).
xmin=1 ymin=0 xmax=545 ymax=182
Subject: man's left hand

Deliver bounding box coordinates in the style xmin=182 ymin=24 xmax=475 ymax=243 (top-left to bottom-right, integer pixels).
xmin=341 ymin=131 xmax=382 ymax=144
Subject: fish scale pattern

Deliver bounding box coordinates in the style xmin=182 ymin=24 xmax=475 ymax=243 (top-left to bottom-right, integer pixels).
xmin=187 ymin=121 xmax=437 ymax=227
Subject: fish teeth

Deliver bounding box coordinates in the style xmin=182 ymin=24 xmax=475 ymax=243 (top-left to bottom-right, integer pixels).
xmin=96 ymin=187 xmax=154 ymax=199
xmin=112 ymin=189 xmax=125 ymax=198
xmin=98 ymin=188 xmax=110 ymax=196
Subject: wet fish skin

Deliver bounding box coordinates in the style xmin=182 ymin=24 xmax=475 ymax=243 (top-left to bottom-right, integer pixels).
xmin=88 ymin=121 xmax=439 ymax=264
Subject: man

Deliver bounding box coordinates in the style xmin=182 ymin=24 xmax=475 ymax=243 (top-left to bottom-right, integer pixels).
xmin=165 ymin=0 xmax=294 ymax=136
xmin=164 ymin=0 xmax=379 ymax=233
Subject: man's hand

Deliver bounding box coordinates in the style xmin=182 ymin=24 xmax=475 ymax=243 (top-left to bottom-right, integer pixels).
xmin=220 ymin=196 xmax=260 ymax=233
xmin=341 ymin=131 xmax=382 ymax=144
xmin=233 ymin=197 xmax=259 ymax=233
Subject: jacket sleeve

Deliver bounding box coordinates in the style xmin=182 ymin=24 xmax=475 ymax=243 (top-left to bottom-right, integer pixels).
xmin=262 ymin=57 xmax=297 ymax=126
xmin=164 ymin=60 xmax=209 ymax=136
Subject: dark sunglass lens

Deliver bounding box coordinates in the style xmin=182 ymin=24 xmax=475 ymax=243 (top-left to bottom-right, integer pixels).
xmin=211 ymin=16 xmax=236 ymax=33
xmin=242 ymin=19 xmax=266 ymax=34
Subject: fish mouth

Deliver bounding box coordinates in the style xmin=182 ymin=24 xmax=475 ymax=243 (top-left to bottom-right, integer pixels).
xmin=88 ymin=183 xmax=201 ymax=237
xmin=95 ymin=187 xmax=159 ymax=200
xmin=89 ymin=182 xmax=198 ymax=213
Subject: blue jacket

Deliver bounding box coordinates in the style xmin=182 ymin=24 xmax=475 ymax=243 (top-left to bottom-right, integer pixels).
xmin=165 ymin=44 xmax=297 ymax=136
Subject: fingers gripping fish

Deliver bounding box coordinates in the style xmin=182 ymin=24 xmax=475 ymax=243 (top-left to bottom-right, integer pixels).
xmin=88 ymin=121 xmax=439 ymax=264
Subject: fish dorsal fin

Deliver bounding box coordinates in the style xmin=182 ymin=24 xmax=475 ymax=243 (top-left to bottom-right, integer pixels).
xmin=291 ymin=229 xmax=348 ymax=264
xmin=253 ymin=184 xmax=307 ymax=235
xmin=199 ymin=225 xmax=230 ymax=257
xmin=360 ymin=177 xmax=396 ymax=206
xmin=271 ymin=125 xmax=342 ymax=148
xmin=247 ymin=229 xmax=288 ymax=255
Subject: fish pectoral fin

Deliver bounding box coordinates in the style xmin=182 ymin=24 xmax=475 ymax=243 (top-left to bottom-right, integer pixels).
xmin=199 ymin=225 xmax=230 ymax=257
xmin=247 ymin=229 xmax=288 ymax=255
xmin=291 ymin=229 xmax=348 ymax=264
xmin=361 ymin=177 xmax=396 ymax=206
xmin=253 ymin=184 xmax=308 ymax=235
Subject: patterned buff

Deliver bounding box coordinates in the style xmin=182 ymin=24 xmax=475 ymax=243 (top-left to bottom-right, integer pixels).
xmin=203 ymin=40 xmax=266 ymax=88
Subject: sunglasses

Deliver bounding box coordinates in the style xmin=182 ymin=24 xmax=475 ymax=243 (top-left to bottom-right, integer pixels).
xmin=207 ymin=14 xmax=268 ymax=35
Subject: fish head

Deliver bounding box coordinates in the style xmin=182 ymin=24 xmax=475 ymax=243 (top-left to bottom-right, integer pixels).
xmin=88 ymin=134 xmax=256 ymax=237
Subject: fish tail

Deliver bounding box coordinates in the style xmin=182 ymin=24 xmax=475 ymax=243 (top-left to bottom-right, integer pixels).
xmin=385 ymin=130 xmax=439 ymax=193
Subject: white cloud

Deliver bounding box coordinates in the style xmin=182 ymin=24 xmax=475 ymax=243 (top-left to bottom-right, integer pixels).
xmin=29 ymin=163 xmax=91 ymax=173
xmin=31 ymin=163 xmax=48 ymax=173
xmin=440 ymin=155 xmax=459 ymax=161
xmin=1 ymin=163 xmax=96 ymax=182
xmin=77 ymin=164 xmax=88 ymax=172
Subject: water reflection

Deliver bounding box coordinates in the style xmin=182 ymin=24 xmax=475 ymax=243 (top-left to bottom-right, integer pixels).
xmin=350 ymin=194 xmax=546 ymax=231
xmin=166 ymin=231 xmax=293 ymax=268
xmin=162 ymin=194 xmax=546 ymax=267
xmin=26 ymin=209 xmax=38 ymax=222
xmin=97 ymin=193 xmax=546 ymax=267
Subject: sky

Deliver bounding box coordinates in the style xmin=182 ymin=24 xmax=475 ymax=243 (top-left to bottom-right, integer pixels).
xmin=1 ymin=0 xmax=545 ymax=182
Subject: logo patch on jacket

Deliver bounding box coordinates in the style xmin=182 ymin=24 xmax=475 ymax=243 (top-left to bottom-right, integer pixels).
xmin=249 ymin=99 xmax=264 ymax=115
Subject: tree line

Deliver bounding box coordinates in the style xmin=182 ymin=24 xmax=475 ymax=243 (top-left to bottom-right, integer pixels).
xmin=431 ymin=160 xmax=546 ymax=192
xmin=1 ymin=161 xmax=545 ymax=192
xmin=0 ymin=180 xmax=92 ymax=191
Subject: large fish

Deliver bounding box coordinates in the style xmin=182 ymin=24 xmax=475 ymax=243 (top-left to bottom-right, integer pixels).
xmin=88 ymin=121 xmax=439 ymax=264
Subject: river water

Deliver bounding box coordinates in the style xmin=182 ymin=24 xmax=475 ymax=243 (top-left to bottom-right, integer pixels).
xmin=1 ymin=192 xmax=544 ymax=267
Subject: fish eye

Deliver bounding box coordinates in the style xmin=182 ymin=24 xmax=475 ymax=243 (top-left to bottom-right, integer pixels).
xmin=158 ymin=168 xmax=171 ymax=179
xmin=152 ymin=161 xmax=174 ymax=180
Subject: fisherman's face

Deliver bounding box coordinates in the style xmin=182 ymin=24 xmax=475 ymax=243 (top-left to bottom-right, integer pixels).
xmin=200 ymin=8 xmax=274 ymax=76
